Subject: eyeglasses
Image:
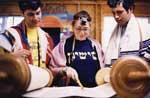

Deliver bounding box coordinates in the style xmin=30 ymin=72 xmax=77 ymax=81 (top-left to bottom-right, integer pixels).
xmin=27 ymin=11 xmax=41 ymax=16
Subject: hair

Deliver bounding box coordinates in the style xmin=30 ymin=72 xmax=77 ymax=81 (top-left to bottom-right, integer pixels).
xmin=72 ymin=10 xmax=91 ymax=26
xmin=107 ymin=0 xmax=135 ymax=11
xmin=18 ymin=0 xmax=42 ymax=12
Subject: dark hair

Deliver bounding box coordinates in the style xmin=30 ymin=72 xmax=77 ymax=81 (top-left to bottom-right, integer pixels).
xmin=18 ymin=0 xmax=42 ymax=12
xmin=72 ymin=10 xmax=91 ymax=26
xmin=107 ymin=0 xmax=135 ymax=11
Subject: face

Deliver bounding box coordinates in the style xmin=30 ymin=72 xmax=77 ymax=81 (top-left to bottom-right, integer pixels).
xmin=23 ymin=7 xmax=42 ymax=28
xmin=111 ymin=3 xmax=132 ymax=26
xmin=73 ymin=19 xmax=91 ymax=41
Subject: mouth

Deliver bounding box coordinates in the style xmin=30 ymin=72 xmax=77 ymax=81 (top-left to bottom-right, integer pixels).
xmin=116 ymin=20 xmax=123 ymax=25
xmin=32 ymin=20 xmax=40 ymax=25
xmin=33 ymin=20 xmax=39 ymax=23
xmin=79 ymin=36 xmax=86 ymax=40
xmin=116 ymin=19 xmax=121 ymax=23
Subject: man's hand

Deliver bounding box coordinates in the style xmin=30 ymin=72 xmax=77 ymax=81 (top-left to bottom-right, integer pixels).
xmin=12 ymin=49 xmax=31 ymax=58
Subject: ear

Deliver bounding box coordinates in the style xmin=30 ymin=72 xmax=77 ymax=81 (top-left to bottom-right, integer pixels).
xmin=127 ymin=8 xmax=133 ymax=14
xmin=129 ymin=6 xmax=134 ymax=13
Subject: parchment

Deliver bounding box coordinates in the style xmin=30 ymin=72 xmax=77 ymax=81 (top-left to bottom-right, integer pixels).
xmin=23 ymin=83 xmax=116 ymax=98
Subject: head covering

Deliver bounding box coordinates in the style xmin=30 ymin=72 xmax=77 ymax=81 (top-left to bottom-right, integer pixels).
xmin=18 ymin=0 xmax=42 ymax=11
xmin=72 ymin=10 xmax=91 ymax=26
xmin=73 ymin=10 xmax=91 ymax=22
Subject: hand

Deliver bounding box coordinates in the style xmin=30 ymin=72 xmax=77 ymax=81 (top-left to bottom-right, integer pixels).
xmin=139 ymin=45 xmax=150 ymax=61
xmin=63 ymin=67 xmax=79 ymax=81
xmin=12 ymin=49 xmax=31 ymax=58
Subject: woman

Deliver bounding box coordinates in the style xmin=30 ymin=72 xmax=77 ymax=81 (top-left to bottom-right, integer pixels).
xmin=50 ymin=10 xmax=105 ymax=87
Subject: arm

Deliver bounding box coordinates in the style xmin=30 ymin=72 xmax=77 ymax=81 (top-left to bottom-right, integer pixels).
xmin=0 ymin=28 xmax=31 ymax=63
xmin=49 ymin=41 xmax=67 ymax=76
xmin=49 ymin=40 xmax=78 ymax=82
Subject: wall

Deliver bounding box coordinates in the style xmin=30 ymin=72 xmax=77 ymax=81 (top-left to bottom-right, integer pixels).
xmin=0 ymin=0 xmax=149 ymax=43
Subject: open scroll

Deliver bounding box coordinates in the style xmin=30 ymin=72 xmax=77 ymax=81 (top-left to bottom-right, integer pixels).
xmin=0 ymin=54 xmax=53 ymax=97
xmin=23 ymin=83 xmax=116 ymax=98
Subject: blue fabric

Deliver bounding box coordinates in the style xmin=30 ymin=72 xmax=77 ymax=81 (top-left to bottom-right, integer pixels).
xmin=144 ymin=92 xmax=150 ymax=98
xmin=12 ymin=25 xmax=30 ymax=49
xmin=65 ymin=36 xmax=100 ymax=87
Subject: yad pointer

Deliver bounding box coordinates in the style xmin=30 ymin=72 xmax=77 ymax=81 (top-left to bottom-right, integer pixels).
xmin=74 ymin=76 xmax=84 ymax=89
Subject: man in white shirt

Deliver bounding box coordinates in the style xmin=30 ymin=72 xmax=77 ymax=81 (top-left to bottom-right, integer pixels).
xmin=105 ymin=0 xmax=150 ymax=66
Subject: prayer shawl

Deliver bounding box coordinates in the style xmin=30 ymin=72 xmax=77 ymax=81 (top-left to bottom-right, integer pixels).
xmin=0 ymin=21 xmax=54 ymax=67
xmin=50 ymin=37 xmax=105 ymax=75
xmin=105 ymin=14 xmax=150 ymax=65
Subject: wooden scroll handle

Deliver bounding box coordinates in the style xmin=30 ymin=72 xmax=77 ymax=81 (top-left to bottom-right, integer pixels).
xmin=110 ymin=55 xmax=150 ymax=98
xmin=0 ymin=54 xmax=53 ymax=97
xmin=128 ymin=71 xmax=150 ymax=81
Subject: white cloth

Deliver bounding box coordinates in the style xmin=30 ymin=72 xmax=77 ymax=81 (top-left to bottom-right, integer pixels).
xmin=105 ymin=14 xmax=150 ymax=65
xmin=0 ymin=33 xmax=12 ymax=51
xmin=0 ymin=27 xmax=48 ymax=62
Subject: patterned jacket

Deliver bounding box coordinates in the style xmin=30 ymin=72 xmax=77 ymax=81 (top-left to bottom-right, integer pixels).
xmin=0 ymin=20 xmax=54 ymax=67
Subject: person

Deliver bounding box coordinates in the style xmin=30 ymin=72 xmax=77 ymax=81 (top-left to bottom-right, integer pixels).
xmin=0 ymin=0 xmax=54 ymax=68
xmin=49 ymin=10 xmax=105 ymax=87
xmin=105 ymin=0 xmax=150 ymax=66
xmin=106 ymin=0 xmax=150 ymax=97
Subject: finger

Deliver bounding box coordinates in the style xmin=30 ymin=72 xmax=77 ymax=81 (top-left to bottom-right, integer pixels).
xmin=74 ymin=75 xmax=84 ymax=89
xmin=70 ymin=69 xmax=84 ymax=89
xmin=23 ymin=50 xmax=31 ymax=55
xmin=65 ymin=77 xmax=70 ymax=86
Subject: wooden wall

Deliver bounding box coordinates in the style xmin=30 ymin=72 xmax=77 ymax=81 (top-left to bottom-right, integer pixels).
xmin=0 ymin=0 xmax=150 ymax=43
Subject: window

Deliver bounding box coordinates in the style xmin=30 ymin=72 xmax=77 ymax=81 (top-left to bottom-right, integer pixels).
xmin=0 ymin=16 xmax=24 ymax=33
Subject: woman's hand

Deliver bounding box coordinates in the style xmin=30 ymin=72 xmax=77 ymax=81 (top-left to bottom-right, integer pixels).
xmin=62 ymin=67 xmax=79 ymax=81
xmin=62 ymin=67 xmax=84 ymax=88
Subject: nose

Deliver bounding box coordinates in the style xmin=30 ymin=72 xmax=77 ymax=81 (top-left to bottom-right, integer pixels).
xmin=33 ymin=14 xmax=39 ymax=19
xmin=33 ymin=15 xmax=41 ymax=22
xmin=80 ymin=30 xmax=85 ymax=35
xmin=114 ymin=14 xmax=119 ymax=19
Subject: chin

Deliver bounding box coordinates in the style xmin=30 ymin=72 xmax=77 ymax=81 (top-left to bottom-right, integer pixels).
xmin=33 ymin=23 xmax=39 ymax=27
xmin=118 ymin=23 xmax=124 ymax=26
xmin=79 ymin=38 xmax=86 ymax=41
xmin=118 ymin=21 xmax=127 ymax=26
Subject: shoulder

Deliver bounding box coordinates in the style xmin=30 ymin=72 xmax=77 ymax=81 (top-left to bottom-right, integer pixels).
xmin=142 ymin=31 xmax=150 ymax=41
xmin=6 ymin=27 xmax=18 ymax=34
xmin=38 ymin=28 xmax=52 ymax=39
xmin=40 ymin=28 xmax=55 ymax=49
xmin=5 ymin=27 xmax=22 ymax=39
xmin=88 ymin=37 xmax=101 ymax=46
xmin=0 ymin=33 xmax=12 ymax=51
xmin=53 ymin=37 xmax=70 ymax=52
xmin=38 ymin=28 xmax=46 ymax=34
xmin=58 ymin=39 xmax=67 ymax=48
xmin=88 ymin=38 xmax=103 ymax=52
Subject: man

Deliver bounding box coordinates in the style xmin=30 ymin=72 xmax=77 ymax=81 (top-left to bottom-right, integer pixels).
xmin=0 ymin=0 xmax=54 ymax=68
xmin=105 ymin=0 xmax=150 ymax=97
xmin=105 ymin=0 xmax=150 ymax=66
